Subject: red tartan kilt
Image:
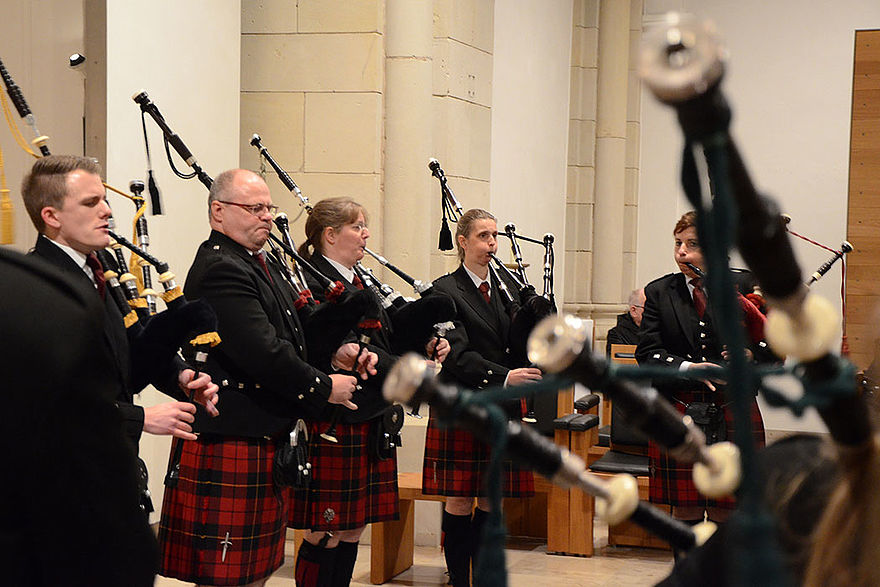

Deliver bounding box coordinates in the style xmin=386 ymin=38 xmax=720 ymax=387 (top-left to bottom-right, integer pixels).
xmin=422 ymin=412 xmax=535 ymax=497
xmin=288 ymin=419 xmax=399 ymax=531
xmin=158 ymin=435 xmax=288 ymax=586
xmin=648 ymin=391 xmax=765 ymax=509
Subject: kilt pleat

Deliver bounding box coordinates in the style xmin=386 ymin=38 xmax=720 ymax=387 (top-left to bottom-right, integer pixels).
xmin=648 ymin=391 xmax=765 ymax=509
xmin=158 ymin=435 xmax=288 ymax=586
xmin=288 ymin=419 xmax=399 ymax=531
xmin=422 ymin=412 xmax=535 ymax=497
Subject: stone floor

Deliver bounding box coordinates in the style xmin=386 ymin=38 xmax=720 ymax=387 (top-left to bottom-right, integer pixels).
xmin=155 ymin=521 xmax=674 ymax=586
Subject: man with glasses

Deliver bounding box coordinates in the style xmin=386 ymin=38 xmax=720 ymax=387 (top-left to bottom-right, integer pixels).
xmin=158 ymin=169 xmax=374 ymax=587
xmin=605 ymin=287 xmax=646 ymax=356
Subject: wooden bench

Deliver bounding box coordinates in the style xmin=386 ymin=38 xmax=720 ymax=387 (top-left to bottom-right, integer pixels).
xmin=370 ymin=471 xmax=553 ymax=584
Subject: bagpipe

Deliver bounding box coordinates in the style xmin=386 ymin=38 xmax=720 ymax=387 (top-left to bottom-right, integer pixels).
xmin=428 ymin=158 xmax=559 ymax=423
xmin=249 ymin=134 xmax=457 ymax=361
xmin=634 ymin=12 xmax=867 ymax=585
xmin=0 ymin=61 xmax=222 ymax=373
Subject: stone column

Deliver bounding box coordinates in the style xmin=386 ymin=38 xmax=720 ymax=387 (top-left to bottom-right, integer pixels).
xmin=384 ymin=0 xmax=434 ymax=281
xmin=589 ymin=0 xmax=630 ymax=331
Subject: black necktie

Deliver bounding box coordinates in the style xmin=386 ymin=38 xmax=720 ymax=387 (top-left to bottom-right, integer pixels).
xmin=85 ymin=253 xmax=106 ymax=299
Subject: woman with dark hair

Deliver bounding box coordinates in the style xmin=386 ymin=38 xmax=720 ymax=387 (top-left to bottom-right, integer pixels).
xmin=423 ymin=208 xmax=542 ymax=586
xmin=290 ymin=196 xmax=448 ymax=586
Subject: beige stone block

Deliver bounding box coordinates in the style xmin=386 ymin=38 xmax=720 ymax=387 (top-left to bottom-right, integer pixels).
xmin=567 ymin=119 xmax=596 ymax=167
xmin=241 ymin=33 xmax=383 ymax=92
xmin=241 ymin=0 xmax=297 ymax=33
xmin=563 ymin=250 xmax=592 ymax=302
xmin=304 ymin=93 xmax=382 ymax=173
xmin=626 ymin=69 xmax=641 ymax=122
xmin=630 ymin=0 xmax=644 ymax=30
xmin=573 ymin=0 xmax=600 ymax=28
xmin=430 ymin=250 xmax=461 ymax=280
xmin=432 ymin=95 xmax=491 ymax=181
xmin=240 ymin=92 xmax=305 ymax=173
xmin=623 ymin=203 xmax=638 ymax=252
xmin=622 ymin=250 xmax=637 ymax=293
xmin=433 ymin=39 xmax=493 ymax=107
xmin=565 ymin=202 xmax=592 ymax=251
xmin=624 ymin=167 xmax=638 ymax=206
xmin=573 ymin=66 xmax=598 ymax=121
xmin=625 ymin=120 xmax=640 ymax=168
xmin=433 ymin=0 xmax=494 ymax=54
xmin=298 ymin=0 xmax=382 ymax=33
xmin=571 ymin=26 xmax=598 ymax=68
xmin=567 ymin=165 xmax=595 ymax=204
xmin=628 ymin=28 xmax=641 ymax=70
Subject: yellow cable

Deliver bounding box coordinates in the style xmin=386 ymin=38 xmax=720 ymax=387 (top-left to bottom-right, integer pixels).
xmin=0 ymin=88 xmax=37 ymax=158
xmin=128 ymin=198 xmax=147 ymax=291
xmin=0 ymin=136 xmax=12 ymax=244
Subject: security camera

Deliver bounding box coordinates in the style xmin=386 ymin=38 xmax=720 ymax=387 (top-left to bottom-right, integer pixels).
xmin=68 ymin=53 xmax=86 ymax=68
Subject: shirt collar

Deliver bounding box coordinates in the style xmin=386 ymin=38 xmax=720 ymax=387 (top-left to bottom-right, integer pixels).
xmin=43 ymin=234 xmax=90 ymax=275
xmin=323 ymin=254 xmax=356 ymax=284
xmin=463 ymin=263 xmax=490 ymax=291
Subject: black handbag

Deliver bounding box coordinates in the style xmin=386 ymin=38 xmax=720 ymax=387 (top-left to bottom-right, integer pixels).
xmin=684 ymin=401 xmax=726 ymax=444
xmin=273 ymin=419 xmax=312 ymax=488
xmin=370 ymin=404 xmax=404 ymax=460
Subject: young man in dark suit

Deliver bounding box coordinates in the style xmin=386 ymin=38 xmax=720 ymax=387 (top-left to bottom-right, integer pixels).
xmin=636 ymin=211 xmax=766 ymax=525
xmin=21 ymin=155 xmax=219 ymax=512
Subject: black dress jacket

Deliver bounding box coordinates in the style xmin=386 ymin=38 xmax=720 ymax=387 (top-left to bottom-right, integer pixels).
xmin=432 ymin=264 xmax=522 ymax=391
xmin=304 ymin=253 xmax=398 ymax=422
xmin=3 ymin=246 xmax=158 ymax=586
xmin=30 ymin=235 xmax=184 ymax=449
xmin=184 ymin=230 xmax=333 ymax=437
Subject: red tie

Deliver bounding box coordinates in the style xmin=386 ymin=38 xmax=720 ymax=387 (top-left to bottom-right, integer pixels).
xmin=85 ymin=253 xmax=106 ymax=299
xmin=352 ymin=274 xmax=364 ymax=290
xmin=691 ymin=278 xmax=706 ymax=318
xmin=255 ymin=251 xmax=273 ymax=283
xmin=478 ymin=282 xmax=491 ymax=304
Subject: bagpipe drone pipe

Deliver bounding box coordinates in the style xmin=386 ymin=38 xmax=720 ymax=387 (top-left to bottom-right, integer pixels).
xmin=249 ymin=134 xmax=457 ymax=360
xmin=634 ymin=12 xmax=872 ymax=586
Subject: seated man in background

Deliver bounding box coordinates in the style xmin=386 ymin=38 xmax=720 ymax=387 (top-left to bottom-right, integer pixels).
xmin=606 ymin=287 xmax=645 ymax=356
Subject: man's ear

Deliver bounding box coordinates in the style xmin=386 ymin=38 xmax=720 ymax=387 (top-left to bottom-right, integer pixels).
xmin=209 ymin=201 xmax=223 ymax=224
xmin=41 ymin=207 xmax=62 ymax=230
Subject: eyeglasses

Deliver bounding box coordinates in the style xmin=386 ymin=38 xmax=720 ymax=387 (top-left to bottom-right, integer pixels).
xmin=217 ymin=200 xmax=279 ymax=217
xmin=349 ymin=223 xmax=368 ymax=233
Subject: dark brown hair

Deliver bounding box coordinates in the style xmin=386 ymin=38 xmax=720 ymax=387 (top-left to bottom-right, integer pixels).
xmin=21 ymin=155 xmax=102 ymax=232
xmin=673 ymin=210 xmax=697 ymax=235
xmin=297 ymin=196 xmax=368 ymax=260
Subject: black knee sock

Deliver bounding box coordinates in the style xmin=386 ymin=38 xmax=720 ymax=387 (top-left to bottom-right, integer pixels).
xmin=442 ymin=510 xmax=473 ymax=587
xmin=470 ymin=508 xmax=490 ymax=573
xmin=331 ymin=541 xmax=359 ymax=587
xmin=295 ymin=540 xmax=338 ymax=587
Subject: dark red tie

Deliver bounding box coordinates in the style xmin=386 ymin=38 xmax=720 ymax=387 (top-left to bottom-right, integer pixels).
xmin=692 ymin=278 xmax=706 ymax=318
xmin=478 ymin=282 xmax=491 ymax=304
xmin=255 ymin=251 xmax=273 ymax=283
xmin=85 ymin=253 xmax=105 ymax=299
xmin=352 ymin=274 xmax=364 ymax=290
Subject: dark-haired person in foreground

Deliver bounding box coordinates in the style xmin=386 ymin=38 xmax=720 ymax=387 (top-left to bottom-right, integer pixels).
xmin=0 ymin=246 xmax=159 ymax=587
